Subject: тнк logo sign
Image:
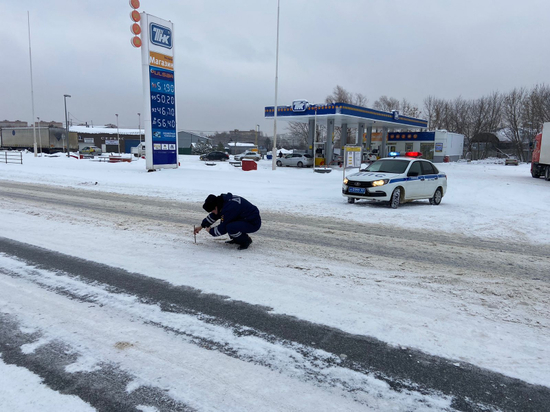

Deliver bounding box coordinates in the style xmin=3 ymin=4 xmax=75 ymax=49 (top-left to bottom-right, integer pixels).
xmin=150 ymin=23 xmax=172 ymax=49
xmin=292 ymin=100 xmax=309 ymax=112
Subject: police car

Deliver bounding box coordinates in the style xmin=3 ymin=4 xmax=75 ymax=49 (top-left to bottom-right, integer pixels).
xmin=342 ymin=152 xmax=447 ymax=208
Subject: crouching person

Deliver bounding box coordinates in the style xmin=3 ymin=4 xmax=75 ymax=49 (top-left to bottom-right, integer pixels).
xmin=194 ymin=193 xmax=261 ymax=250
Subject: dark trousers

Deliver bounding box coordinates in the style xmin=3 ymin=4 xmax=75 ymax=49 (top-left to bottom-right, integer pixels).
xmin=226 ymin=217 xmax=261 ymax=244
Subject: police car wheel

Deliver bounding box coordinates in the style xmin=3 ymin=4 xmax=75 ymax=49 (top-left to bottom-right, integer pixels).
xmin=347 ymin=197 xmax=355 ymax=204
xmin=430 ymin=188 xmax=443 ymax=205
xmin=389 ymin=188 xmax=401 ymax=209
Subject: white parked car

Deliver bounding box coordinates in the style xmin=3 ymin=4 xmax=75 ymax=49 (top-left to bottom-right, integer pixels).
xmin=131 ymin=142 xmax=146 ymax=157
xmin=342 ymin=153 xmax=447 ymax=208
xmin=363 ymin=152 xmax=378 ymax=163
xmin=276 ymin=153 xmax=314 ymax=168
xmin=234 ymin=151 xmax=262 ymax=161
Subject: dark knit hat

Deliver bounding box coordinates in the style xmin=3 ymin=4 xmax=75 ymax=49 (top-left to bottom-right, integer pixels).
xmin=203 ymin=194 xmax=223 ymax=212
xmin=203 ymin=194 xmax=217 ymax=212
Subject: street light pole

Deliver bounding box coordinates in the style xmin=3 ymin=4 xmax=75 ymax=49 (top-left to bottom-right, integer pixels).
xmin=138 ymin=112 xmax=141 ymax=143
xmin=37 ymin=117 xmax=42 ymax=155
xmin=64 ymin=94 xmax=71 ymax=157
xmin=28 ymin=12 xmax=37 ymax=157
xmin=255 ymin=124 xmax=259 ymax=149
xmin=271 ymin=0 xmax=281 ymax=170
xmin=116 ymin=114 xmax=120 ymax=153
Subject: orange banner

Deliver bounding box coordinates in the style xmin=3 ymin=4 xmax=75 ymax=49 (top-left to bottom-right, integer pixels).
xmin=149 ymin=51 xmax=174 ymax=70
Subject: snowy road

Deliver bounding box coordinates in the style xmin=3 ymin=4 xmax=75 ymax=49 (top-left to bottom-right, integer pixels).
xmin=2 ymin=179 xmax=549 ymax=281
xmin=1 ymin=180 xmax=549 ymax=411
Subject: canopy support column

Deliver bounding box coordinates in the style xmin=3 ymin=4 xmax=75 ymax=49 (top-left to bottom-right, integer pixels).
xmin=365 ymin=125 xmax=373 ymax=151
xmin=308 ymin=118 xmax=315 ymax=155
xmin=381 ymin=127 xmax=388 ymax=158
xmin=357 ymin=123 xmax=365 ymax=146
xmin=326 ymin=118 xmax=334 ymax=164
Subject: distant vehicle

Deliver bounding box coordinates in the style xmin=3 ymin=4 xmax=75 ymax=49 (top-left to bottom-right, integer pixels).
xmin=131 ymin=143 xmax=146 ymax=157
xmin=80 ymin=146 xmax=102 ymax=155
xmin=234 ymin=151 xmax=262 ymax=161
xmin=505 ymin=158 xmax=518 ymax=166
xmin=531 ymin=122 xmax=550 ymax=180
xmin=363 ymin=152 xmax=378 ymax=163
xmin=200 ymin=151 xmax=229 ymax=161
xmin=0 ymin=127 xmax=77 ymax=153
xmin=342 ymin=152 xmax=447 ymax=208
xmin=276 ymin=153 xmax=313 ymax=168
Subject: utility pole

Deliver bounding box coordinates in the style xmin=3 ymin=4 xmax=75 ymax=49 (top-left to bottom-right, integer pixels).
xmin=64 ymin=94 xmax=71 ymax=157
xmin=116 ymin=114 xmax=120 ymax=153
xmin=28 ymin=11 xmax=37 ymax=157
xmin=271 ymin=0 xmax=280 ymax=170
xmin=37 ymin=117 xmax=42 ymax=155
xmin=138 ymin=112 xmax=142 ymax=143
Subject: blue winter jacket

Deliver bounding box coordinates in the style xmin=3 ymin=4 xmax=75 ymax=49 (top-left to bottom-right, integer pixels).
xmin=201 ymin=193 xmax=261 ymax=237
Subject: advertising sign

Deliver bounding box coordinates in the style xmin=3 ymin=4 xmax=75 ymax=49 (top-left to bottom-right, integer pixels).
xmin=140 ymin=13 xmax=177 ymax=170
xmin=343 ymin=145 xmax=362 ymax=182
xmin=345 ymin=146 xmax=361 ymax=168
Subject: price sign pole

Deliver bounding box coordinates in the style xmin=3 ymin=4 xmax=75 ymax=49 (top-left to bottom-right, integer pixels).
xmin=140 ymin=13 xmax=178 ymax=171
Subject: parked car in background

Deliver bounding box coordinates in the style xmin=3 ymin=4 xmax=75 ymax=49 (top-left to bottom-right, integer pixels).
xmin=276 ymin=153 xmax=313 ymax=168
xmin=131 ymin=143 xmax=146 ymax=157
xmin=79 ymin=146 xmax=102 ymax=155
xmin=363 ymin=152 xmax=378 ymax=163
xmin=200 ymin=151 xmax=230 ymax=161
xmin=234 ymin=151 xmax=262 ymax=161
xmin=342 ymin=153 xmax=447 ymax=208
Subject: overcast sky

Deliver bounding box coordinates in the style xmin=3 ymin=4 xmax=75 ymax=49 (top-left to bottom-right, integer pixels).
xmin=2 ymin=0 xmax=549 ymax=135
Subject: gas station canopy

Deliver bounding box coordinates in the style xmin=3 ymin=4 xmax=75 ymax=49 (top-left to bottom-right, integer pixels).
xmin=265 ymin=101 xmax=428 ymax=129
xmin=264 ymin=100 xmax=428 ymax=160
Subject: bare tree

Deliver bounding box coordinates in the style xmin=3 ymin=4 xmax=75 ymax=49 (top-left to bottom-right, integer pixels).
xmin=325 ymin=85 xmax=368 ymax=106
xmin=526 ymin=84 xmax=550 ymax=130
xmin=354 ymin=93 xmax=369 ymax=107
xmin=423 ymin=95 xmax=442 ymax=130
xmin=373 ymin=96 xmax=400 ymax=112
xmin=325 ymin=85 xmax=353 ymax=104
xmin=502 ymin=88 xmax=527 ymax=160
xmin=400 ymin=98 xmax=421 ymax=118
xmin=287 ymin=122 xmax=309 ymax=149
xmin=466 ymin=92 xmax=503 ymax=157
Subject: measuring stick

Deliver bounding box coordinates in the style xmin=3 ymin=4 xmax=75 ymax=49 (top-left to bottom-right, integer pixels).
xmin=193 ymin=225 xmax=197 ymax=244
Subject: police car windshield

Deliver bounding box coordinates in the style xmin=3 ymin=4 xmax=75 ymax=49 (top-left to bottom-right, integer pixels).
xmin=363 ymin=159 xmax=409 ymax=174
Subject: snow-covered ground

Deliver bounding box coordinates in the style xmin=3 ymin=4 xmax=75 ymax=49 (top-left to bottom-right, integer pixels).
xmin=2 ymin=152 xmax=550 ymax=244
xmin=1 ymin=152 xmax=549 ymax=410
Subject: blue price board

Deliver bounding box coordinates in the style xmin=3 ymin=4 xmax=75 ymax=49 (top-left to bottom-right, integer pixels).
xmin=149 ymin=66 xmax=177 ymax=165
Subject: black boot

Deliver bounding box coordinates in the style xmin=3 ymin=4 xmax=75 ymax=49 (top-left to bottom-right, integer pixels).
xmin=238 ymin=236 xmax=253 ymax=250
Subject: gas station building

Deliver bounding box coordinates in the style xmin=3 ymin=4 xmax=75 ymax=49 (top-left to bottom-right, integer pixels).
xmin=265 ymin=101 xmax=464 ymax=163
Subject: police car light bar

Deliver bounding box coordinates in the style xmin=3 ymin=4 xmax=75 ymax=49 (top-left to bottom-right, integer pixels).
xmin=388 ymin=151 xmax=422 ymax=158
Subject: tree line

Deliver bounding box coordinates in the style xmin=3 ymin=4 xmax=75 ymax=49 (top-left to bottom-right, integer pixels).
xmin=288 ymin=84 xmax=550 ymax=161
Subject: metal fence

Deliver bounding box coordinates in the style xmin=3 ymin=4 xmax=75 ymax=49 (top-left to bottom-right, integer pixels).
xmin=0 ymin=151 xmax=23 ymax=164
